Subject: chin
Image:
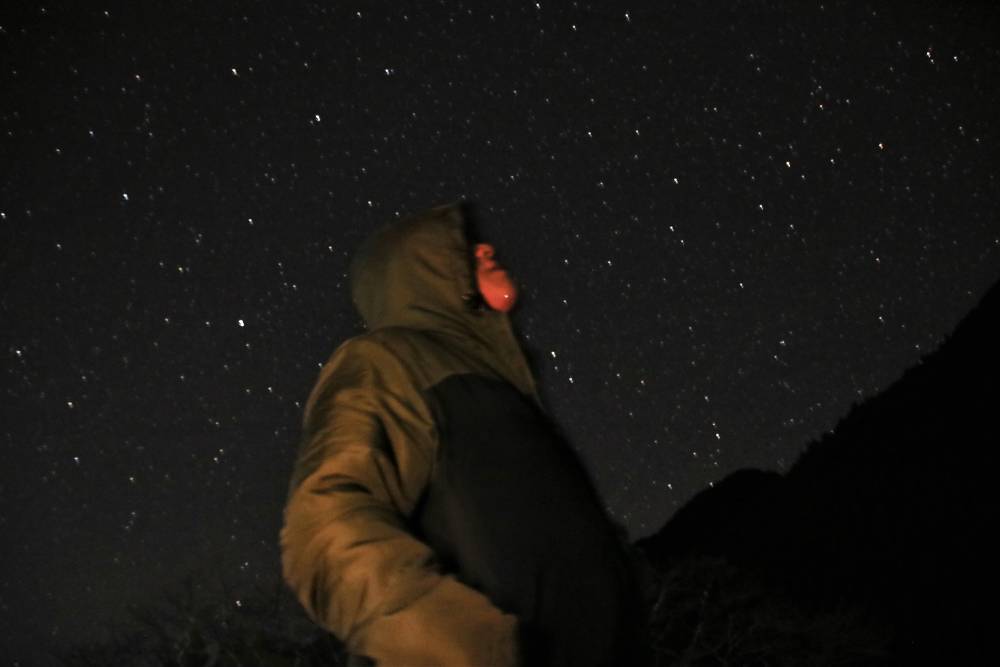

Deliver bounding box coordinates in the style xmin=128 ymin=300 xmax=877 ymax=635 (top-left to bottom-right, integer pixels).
xmin=487 ymin=294 xmax=517 ymax=312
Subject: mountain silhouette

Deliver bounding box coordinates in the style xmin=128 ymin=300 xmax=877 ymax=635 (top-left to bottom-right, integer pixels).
xmin=637 ymin=278 xmax=999 ymax=664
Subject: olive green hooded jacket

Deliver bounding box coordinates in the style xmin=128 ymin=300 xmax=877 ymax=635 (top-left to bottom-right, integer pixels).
xmin=280 ymin=204 xmax=643 ymax=666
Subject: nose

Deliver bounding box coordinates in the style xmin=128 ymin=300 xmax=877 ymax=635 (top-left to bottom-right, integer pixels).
xmin=476 ymin=244 xmax=495 ymax=260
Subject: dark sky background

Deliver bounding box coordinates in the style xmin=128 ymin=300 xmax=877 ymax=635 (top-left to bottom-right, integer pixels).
xmin=2 ymin=1 xmax=998 ymax=663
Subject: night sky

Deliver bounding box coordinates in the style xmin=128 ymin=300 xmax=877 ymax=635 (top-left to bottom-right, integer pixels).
xmin=2 ymin=1 xmax=999 ymax=662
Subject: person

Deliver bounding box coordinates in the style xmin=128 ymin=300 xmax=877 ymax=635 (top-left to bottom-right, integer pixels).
xmin=280 ymin=203 xmax=648 ymax=666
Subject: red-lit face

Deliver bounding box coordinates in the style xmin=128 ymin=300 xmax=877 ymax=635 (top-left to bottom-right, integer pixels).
xmin=473 ymin=243 xmax=518 ymax=312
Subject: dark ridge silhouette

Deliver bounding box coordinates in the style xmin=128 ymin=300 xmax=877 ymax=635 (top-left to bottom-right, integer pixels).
xmin=638 ymin=278 xmax=1000 ymax=664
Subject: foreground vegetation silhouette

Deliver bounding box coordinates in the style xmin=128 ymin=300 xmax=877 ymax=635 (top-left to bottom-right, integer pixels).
xmin=60 ymin=279 xmax=998 ymax=665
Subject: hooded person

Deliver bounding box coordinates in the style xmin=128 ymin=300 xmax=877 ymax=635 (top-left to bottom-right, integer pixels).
xmin=280 ymin=203 xmax=648 ymax=666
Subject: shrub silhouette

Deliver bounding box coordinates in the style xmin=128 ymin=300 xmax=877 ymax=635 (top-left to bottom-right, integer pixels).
xmin=646 ymin=555 xmax=888 ymax=666
xmin=57 ymin=572 xmax=348 ymax=667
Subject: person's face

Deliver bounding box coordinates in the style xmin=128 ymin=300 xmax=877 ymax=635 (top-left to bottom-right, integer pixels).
xmin=473 ymin=243 xmax=518 ymax=312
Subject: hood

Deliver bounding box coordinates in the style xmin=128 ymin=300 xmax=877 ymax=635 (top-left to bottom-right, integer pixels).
xmin=350 ymin=204 xmax=475 ymax=334
xmin=349 ymin=203 xmax=539 ymax=401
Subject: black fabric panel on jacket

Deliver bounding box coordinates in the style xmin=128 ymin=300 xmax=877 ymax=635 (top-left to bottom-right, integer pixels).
xmin=415 ymin=374 xmax=645 ymax=667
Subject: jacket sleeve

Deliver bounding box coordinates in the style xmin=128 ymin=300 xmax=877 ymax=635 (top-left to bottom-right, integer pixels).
xmin=280 ymin=338 xmax=520 ymax=667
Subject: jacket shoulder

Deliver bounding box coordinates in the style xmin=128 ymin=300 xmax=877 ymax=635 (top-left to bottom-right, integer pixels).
xmin=333 ymin=328 xmax=423 ymax=355
xmin=324 ymin=327 xmax=488 ymax=403
xmin=342 ymin=327 xmax=450 ymax=373
xmin=302 ymin=333 xmax=416 ymax=426
xmin=319 ymin=330 xmax=421 ymax=378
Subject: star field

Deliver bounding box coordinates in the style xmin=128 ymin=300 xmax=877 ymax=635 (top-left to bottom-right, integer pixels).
xmin=2 ymin=2 xmax=998 ymax=662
